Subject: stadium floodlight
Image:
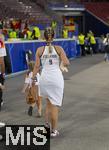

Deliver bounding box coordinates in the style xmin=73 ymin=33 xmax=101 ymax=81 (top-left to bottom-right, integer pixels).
xmin=64 ymin=5 xmax=68 ymax=8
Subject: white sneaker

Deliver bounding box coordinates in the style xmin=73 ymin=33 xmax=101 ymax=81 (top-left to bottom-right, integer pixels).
xmin=51 ymin=130 xmax=59 ymax=137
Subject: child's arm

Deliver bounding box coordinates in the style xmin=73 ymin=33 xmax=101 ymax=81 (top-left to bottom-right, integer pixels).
xmin=22 ymin=83 xmax=29 ymax=93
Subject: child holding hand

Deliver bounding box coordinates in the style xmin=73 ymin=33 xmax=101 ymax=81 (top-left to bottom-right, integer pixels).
xmin=22 ymin=61 xmax=42 ymax=117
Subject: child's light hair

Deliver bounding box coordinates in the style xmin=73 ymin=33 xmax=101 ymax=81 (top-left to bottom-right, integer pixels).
xmin=28 ymin=61 xmax=35 ymax=72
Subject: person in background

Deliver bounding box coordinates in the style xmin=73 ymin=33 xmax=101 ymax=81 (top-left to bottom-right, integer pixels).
xmin=2 ymin=28 xmax=8 ymax=41
xmin=78 ymin=33 xmax=85 ymax=56
xmin=51 ymin=20 xmax=57 ymax=38
xmin=51 ymin=20 xmax=57 ymax=29
xmin=31 ymin=26 xmax=41 ymax=40
xmin=0 ymin=20 xmax=3 ymax=30
xmin=62 ymin=27 xmax=68 ymax=38
xmin=22 ymin=27 xmax=28 ymax=39
xmin=103 ymin=33 xmax=109 ymax=62
xmin=18 ymin=29 xmax=24 ymax=38
xmin=32 ymin=27 xmax=70 ymax=137
xmin=87 ymin=31 xmax=96 ymax=54
xmin=9 ymin=28 xmax=17 ymax=39
xmin=0 ymin=33 xmax=6 ymax=110
xmin=89 ymin=32 xmax=96 ymax=54
xmin=98 ymin=34 xmax=105 ymax=53
xmin=26 ymin=28 xmax=32 ymax=40
xmin=22 ymin=61 xmax=42 ymax=117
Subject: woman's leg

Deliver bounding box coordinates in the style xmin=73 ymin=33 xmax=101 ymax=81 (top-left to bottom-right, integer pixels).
xmin=50 ymin=104 xmax=59 ymax=131
xmin=48 ymin=101 xmax=60 ymax=137
xmin=45 ymin=99 xmax=60 ymax=137
xmin=45 ymin=99 xmax=51 ymax=126
xmin=46 ymin=99 xmax=59 ymax=130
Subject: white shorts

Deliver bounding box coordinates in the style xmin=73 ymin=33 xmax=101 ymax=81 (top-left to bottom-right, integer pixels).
xmin=25 ymin=72 xmax=41 ymax=96
xmin=0 ymin=48 xmax=6 ymax=57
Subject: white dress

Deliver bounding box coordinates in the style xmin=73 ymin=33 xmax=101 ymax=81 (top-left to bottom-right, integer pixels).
xmin=39 ymin=46 xmax=64 ymax=106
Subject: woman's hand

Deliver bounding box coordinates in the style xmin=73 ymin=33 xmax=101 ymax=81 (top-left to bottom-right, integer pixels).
xmin=32 ymin=76 xmax=37 ymax=86
xmin=60 ymin=62 xmax=68 ymax=72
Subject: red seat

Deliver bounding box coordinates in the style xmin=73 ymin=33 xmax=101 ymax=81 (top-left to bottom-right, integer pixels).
xmin=84 ymin=2 xmax=109 ymax=24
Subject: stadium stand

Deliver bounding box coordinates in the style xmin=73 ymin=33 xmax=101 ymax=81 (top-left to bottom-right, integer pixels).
xmin=0 ymin=0 xmax=52 ymax=24
xmin=84 ymin=2 xmax=109 ymax=25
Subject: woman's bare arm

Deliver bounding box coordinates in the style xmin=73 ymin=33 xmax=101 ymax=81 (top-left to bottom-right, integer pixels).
xmin=55 ymin=45 xmax=70 ymax=66
xmin=33 ymin=47 xmax=43 ymax=77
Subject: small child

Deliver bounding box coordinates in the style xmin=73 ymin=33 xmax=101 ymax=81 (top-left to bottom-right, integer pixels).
xmin=22 ymin=61 xmax=42 ymax=117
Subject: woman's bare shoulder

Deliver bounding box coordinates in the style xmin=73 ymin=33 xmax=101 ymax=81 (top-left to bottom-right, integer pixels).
xmin=54 ymin=45 xmax=63 ymax=51
xmin=54 ymin=45 xmax=62 ymax=49
xmin=36 ymin=46 xmax=45 ymax=55
xmin=54 ymin=45 xmax=64 ymax=53
xmin=37 ymin=46 xmax=45 ymax=51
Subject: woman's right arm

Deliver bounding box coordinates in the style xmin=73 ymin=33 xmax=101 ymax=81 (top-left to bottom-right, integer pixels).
xmin=55 ymin=46 xmax=70 ymax=66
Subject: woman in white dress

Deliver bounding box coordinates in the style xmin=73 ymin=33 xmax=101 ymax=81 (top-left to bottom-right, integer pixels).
xmin=33 ymin=27 xmax=69 ymax=137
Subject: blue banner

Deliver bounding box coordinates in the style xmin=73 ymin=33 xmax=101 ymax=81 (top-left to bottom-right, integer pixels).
xmin=5 ymin=40 xmax=80 ymax=73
